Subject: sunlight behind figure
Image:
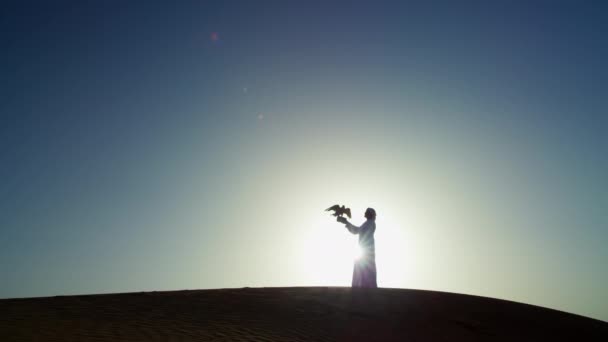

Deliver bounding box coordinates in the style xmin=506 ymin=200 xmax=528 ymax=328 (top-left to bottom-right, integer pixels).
xmin=353 ymin=245 xmax=364 ymax=261
xmin=337 ymin=208 xmax=378 ymax=288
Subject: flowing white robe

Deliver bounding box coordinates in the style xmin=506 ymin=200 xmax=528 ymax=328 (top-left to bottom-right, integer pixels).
xmin=345 ymin=219 xmax=377 ymax=288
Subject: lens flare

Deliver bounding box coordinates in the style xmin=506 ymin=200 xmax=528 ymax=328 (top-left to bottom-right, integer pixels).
xmin=353 ymin=245 xmax=364 ymax=261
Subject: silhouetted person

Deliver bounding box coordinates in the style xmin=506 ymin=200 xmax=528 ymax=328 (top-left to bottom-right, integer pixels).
xmin=337 ymin=208 xmax=377 ymax=288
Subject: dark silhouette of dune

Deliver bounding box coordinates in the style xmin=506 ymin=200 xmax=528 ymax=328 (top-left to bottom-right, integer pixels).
xmin=1 ymin=287 xmax=606 ymax=341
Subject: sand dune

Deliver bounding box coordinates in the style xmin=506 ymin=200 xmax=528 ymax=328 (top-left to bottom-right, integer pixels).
xmin=1 ymin=287 xmax=606 ymax=341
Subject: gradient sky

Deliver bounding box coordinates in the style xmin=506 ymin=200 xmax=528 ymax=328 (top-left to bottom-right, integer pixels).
xmin=1 ymin=1 xmax=607 ymax=321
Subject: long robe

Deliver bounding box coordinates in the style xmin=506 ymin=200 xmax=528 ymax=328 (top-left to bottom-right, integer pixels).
xmin=345 ymin=219 xmax=377 ymax=288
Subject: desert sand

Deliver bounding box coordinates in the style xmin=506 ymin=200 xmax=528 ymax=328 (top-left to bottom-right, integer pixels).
xmin=1 ymin=287 xmax=606 ymax=341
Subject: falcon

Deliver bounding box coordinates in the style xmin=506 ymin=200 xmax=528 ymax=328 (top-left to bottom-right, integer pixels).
xmin=325 ymin=204 xmax=352 ymax=218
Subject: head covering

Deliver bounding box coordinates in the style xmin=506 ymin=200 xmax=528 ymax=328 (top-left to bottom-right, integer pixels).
xmin=365 ymin=208 xmax=376 ymax=220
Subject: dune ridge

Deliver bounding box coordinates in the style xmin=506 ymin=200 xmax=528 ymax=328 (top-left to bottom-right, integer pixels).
xmin=1 ymin=287 xmax=606 ymax=341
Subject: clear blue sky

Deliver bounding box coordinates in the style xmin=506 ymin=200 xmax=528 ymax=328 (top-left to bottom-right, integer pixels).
xmin=1 ymin=1 xmax=606 ymax=321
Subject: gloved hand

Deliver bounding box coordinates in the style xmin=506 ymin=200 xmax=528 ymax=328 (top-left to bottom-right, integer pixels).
xmin=336 ymin=216 xmax=348 ymax=224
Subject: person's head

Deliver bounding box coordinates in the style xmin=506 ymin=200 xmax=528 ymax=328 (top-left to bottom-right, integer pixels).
xmin=364 ymin=208 xmax=376 ymax=220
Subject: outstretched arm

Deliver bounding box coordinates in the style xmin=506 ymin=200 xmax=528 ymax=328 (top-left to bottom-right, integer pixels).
xmin=337 ymin=217 xmax=361 ymax=234
xmin=345 ymin=221 xmax=361 ymax=235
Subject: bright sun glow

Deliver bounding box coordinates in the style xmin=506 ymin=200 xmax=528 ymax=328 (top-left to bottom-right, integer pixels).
xmin=286 ymin=181 xmax=428 ymax=288
xmin=353 ymin=245 xmax=364 ymax=261
xmin=295 ymin=215 xmax=362 ymax=286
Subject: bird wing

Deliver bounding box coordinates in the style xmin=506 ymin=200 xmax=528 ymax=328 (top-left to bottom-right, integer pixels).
xmin=325 ymin=204 xmax=340 ymax=211
xmin=345 ymin=208 xmax=352 ymax=218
